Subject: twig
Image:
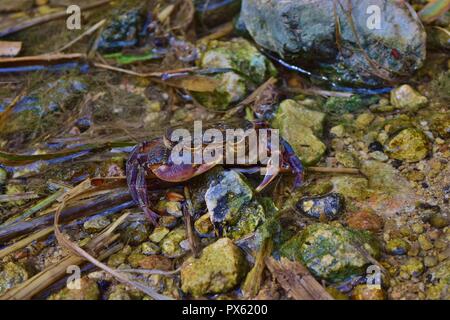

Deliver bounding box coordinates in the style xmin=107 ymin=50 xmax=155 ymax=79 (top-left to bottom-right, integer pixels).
xmin=1 ymin=188 xmax=66 ymax=227
xmin=0 ymin=227 xmax=53 ymax=260
xmin=283 ymin=86 xmax=353 ymax=98
xmin=0 ymin=0 xmax=113 ymax=38
xmin=0 ymin=53 xmax=85 ymax=67
xmin=265 ymin=257 xmax=334 ymax=300
xmin=183 ymin=186 xmax=201 ymax=258
xmin=119 ymin=267 xmax=181 ymax=276
xmin=53 ymin=179 xmax=173 ymax=300
xmin=198 ymin=21 xmax=234 ymax=43
xmin=52 ymin=19 xmax=106 ymax=53
xmin=0 ymin=188 xmax=133 ymax=243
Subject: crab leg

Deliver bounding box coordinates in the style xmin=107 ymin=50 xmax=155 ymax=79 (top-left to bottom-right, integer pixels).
xmin=280 ymin=137 xmax=304 ymax=189
xmin=126 ymin=144 xmax=160 ymax=225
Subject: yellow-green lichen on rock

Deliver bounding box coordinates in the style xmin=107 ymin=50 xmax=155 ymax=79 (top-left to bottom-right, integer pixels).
xmin=193 ymin=38 xmax=276 ymax=110
xmin=280 ymin=223 xmax=381 ymax=283
xmin=385 ymin=128 xmax=430 ymax=162
xmin=0 ymin=262 xmax=29 ymax=295
xmin=272 ymin=99 xmax=326 ymax=165
xmin=181 ymin=238 xmax=248 ymax=297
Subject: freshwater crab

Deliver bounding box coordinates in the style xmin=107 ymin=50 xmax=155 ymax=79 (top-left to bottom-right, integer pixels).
xmin=126 ymin=121 xmax=304 ymax=225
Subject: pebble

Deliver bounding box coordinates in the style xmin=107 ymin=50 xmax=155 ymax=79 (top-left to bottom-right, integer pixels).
xmin=346 ymin=210 xmax=384 ymax=232
xmin=369 ymin=151 xmax=388 ymax=162
xmin=141 ymin=242 xmax=160 ymax=255
xmin=149 ymin=226 xmax=170 ymax=243
xmin=400 ymin=257 xmax=424 ymax=278
xmin=424 ymin=256 xmax=438 ymax=267
xmin=386 ymin=238 xmax=410 ymax=255
xmin=418 ymin=234 xmax=433 ymax=251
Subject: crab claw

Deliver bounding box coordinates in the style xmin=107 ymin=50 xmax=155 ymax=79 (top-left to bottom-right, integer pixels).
xmin=256 ymin=157 xmax=280 ymax=192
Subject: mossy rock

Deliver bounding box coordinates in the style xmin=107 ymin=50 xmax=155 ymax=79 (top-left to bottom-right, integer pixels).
xmin=385 ymin=128 xmax=430 ymax=162
xmin=181 ymin=238 xmax=248 ymax=297
xmin=280 ymin=223 xmax=381 ymax=283
xmin=272 ymin=99 xmax=326 ymax=165
xmin=193 ymin=38 xmax=276 ymax=110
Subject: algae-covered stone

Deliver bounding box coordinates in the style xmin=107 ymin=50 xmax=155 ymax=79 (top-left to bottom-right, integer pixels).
xmin=355 ymin=113 xmax=375 ymax=129
xmin=400 ymin=257 xmax=424 ymax=278
xmin=386 ymin=238 xmax=410 ymax=255
xmin=121 ymin=221 xmax=150 ymax=245
xmin=352 ymin=284 xmax=385 ymax=300
xmin=160 ymin=227 xmax=187 ymax=257
xmin=181 ymin=238 xmax=248 ymax=297
xmin=296 ymin=193 xmax=344 ymax=220
xmin=204 ymin=169 xmax=266 ymax=240
xmin=273 ymin=99 xmax=326 ymax=136
xmin=194 ymin=213 xmax=214 ymax=236
xmin=280 ymin=223 xmax=381 ymax=283
xmin=0 ymin=78 xmax=87 ymax=148
xmin=385 ymin=128 xmax=430 ymax=162
xmin=48 ymin=277 xmax=100 ymax=300
xmin=0 ymin=262 xmax=29 ymax=295
xmin=272 ymin=99 xmax=326 ymax=165
xmin=141 ymin=242 xmax=161 ymax=255
xmin=429 ymin=113 xmax=450 ymax=139
xmin=426 ymin=260 xmax=450 ymax=300
xmin=97 ymin=9 xmax=144 ymax=53
xmin=241 ymin=0 xmax=426 ymax=87
xmin=149 ymin=226 xmax=170 ymax=243
xmin=360 ymin=160 xmax=417 ymax=216
xmin=193 ymin=38 xmax=276 ymax=110
xmin=390 ymin=85 xmax=428 ymax=111
xmin=83 ymin=216 xmax=111 ymax=233
xmin=335 ymin=151 xmax=359 ymax=168
xmin=331 ymin=176 xmax=369 ymax=201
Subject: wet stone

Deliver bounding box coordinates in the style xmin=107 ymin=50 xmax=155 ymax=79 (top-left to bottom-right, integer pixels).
xmin=141 ymin=242 xmax=161 ymax=255
xmin=149 ymin=226 xmax=170 ymax=243
xmin=400 ymin=257 xmax=424 ymax=278
xmin=83 ymin=216 xmax=111 ymax=233
xmin=48 ymin=277 xmax=100 ymax=300
xmin=386 ymin=238 xmax=410 ymax=256
xmin=193 ymin=38 xmax=276 ymax=110
xmin=331 ymin=176 xmax=369 ymax=201
xmin=346 ymin=210 xmax=384 ymax=232
xmin=181 ymin=238 xmax=248 ymax=297
xmin=351 ymin=284 xmax=385 ymax=300
xmin=0 ymin=262 xmax=29 ymax=295
xmin=280 ymin=223 xmax=381 ymax=283
xmin=426 ymin=260 xmax=450 ymax=299
xmin=429 ymin=213 xmax=450 ymax=229
xmin=203 ymin=169 xmax=267 ymax=240
xmin=97 ymin=9 xmax=144 ymax=53
xmin=121 ymin=221 xmax=150 ymax=246
xmin=272 ymin=99 xmax=326 ymax=165
xmin=296 ymin=193 xmax=344 ymax=220
xmin=336 ymin=151 xmax=359 ymax=168
xmin=390 ymin=85 xmax=428 ymax=111
xmin=194 ymin=0 xmax=241 ymax=28
xmin=241 ymin=0 xmax=426 ymax=87
xmin=160 ymin=227 xmax=187 ymax=257
xmin=194 ymin=213 xmax=214 ymax=237
xmin=385 ymin=128 xmax=430 ymax=163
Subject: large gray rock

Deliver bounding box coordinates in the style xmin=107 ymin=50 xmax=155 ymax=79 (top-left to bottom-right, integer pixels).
xmin=241 ymin=0 xmax=426 ymax=87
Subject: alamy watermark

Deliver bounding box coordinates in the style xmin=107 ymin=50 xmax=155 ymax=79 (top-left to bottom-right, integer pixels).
xmin=169 ymin=121 xmax=280 ymax=175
